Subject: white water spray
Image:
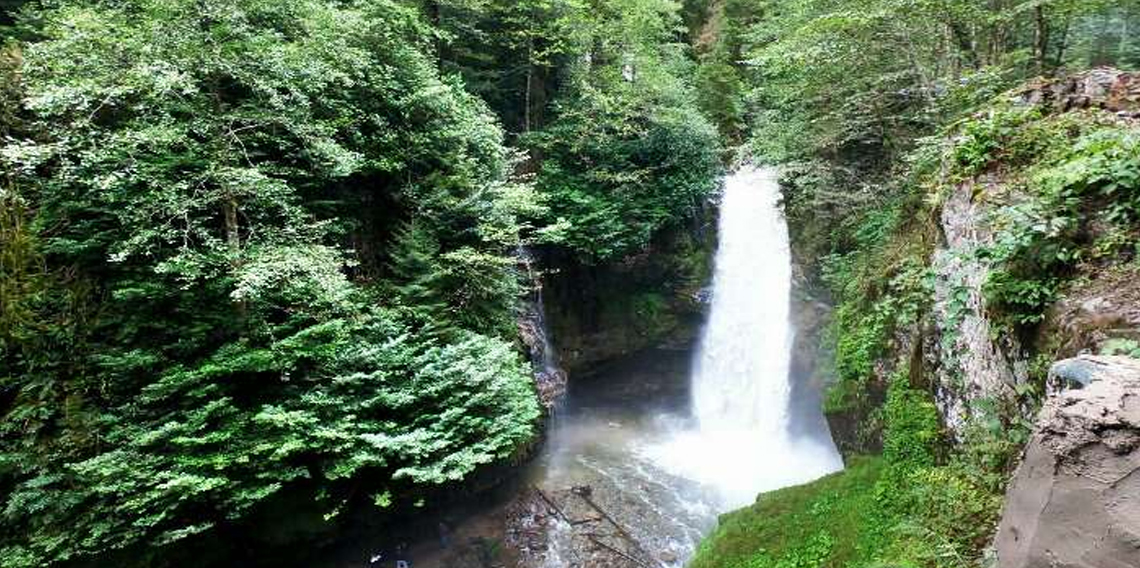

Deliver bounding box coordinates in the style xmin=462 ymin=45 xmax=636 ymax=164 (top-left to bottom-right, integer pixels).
xmin=653 ymin=166 xmax=842 ymax=508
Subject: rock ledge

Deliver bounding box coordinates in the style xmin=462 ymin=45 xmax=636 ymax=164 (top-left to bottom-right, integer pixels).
xmin=995 ymin=355 xmax=1140 ymax=568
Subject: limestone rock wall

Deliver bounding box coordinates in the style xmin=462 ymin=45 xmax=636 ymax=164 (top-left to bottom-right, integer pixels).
xmin=928 ymin=176 xmax=1030 ymax=436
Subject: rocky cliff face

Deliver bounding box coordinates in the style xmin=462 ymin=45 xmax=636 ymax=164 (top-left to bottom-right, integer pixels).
xmin=769 ymin=80 xmax=1140 ymax=557
xmin=925 ymin=69 xmax=1140 ymax=437
xmin=928 ymin=174 xmax=1031 ymax=436
xmin=540 ymin=220 xmax=715 ymax=376
xmin=995 ymin=355 xmax=1140 ymax=568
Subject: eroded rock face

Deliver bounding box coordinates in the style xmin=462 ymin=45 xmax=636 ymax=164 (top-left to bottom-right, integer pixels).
xmin=930 ymin=175 xmax=1029 ymax=436
xmin=995 ymin=355 xmax=1140 ymax=568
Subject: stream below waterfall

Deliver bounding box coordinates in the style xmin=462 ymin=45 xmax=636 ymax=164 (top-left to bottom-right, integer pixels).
xmin=324 ymin=168 xmax=842 ymax=568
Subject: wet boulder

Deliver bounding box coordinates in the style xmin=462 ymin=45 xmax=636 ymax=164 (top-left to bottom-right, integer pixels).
xmin=995 ymin=355 xmax=1140 ymax=568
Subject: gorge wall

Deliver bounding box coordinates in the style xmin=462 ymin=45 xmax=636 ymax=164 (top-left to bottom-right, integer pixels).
xmin=792 ymin=69 xmax=1140 ymax=458
xmin=539 ymin=219 xmax=717 ymax=376
xmin=781 ymin=68 xmax=1140 ymax=565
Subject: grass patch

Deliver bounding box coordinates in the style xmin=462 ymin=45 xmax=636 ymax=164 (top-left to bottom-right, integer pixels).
xmin=688 ymin=457 xmax=885 ymax=568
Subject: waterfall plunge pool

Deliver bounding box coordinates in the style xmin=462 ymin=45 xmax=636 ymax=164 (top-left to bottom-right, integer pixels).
xmin=322 ymin=168 xmax=842 ymax=568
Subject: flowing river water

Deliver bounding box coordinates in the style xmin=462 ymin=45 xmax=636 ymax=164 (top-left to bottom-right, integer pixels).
xmin=328 ymin=167 xmax=842 ymax=568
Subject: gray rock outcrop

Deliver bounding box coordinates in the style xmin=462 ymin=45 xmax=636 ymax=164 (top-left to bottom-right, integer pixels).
xmin=929 ymin=175 xmax=1030 ymax=436
xmin=995 ymin=355 xmax=1140 ymax=568
xmin=1017 ymin=68 xmax=1140 ymax=116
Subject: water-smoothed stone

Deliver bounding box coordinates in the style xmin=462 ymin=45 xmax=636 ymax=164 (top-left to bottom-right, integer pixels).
xmin=995 ymin=355 xmax=1140 ymax=568
xmin=1047 ymin=355 xmax=1140 ymax=393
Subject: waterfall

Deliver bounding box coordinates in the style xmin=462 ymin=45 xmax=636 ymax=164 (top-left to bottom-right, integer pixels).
xmin=518 ymin=247 xmax=567 ymax=408
xmin=652 ymin=166 xmax=842 ymax=508
xmin=693 ymin=167 xmax=795 ymax=434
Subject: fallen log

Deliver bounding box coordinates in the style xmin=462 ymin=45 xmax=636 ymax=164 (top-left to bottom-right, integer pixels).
xmin=569 ymin=515 xmax=603 ymax=526
xmin=532 ymin=485 xmax=571 ymax=524
xmin=574 ymin=492 xmax=661 ymax=567
xmin=587 ymin=535 xmax=653 ymax=568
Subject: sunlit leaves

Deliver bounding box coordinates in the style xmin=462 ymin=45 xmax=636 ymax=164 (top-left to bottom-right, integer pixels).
xmin=1 ymin=1 xmax=544 ymax=565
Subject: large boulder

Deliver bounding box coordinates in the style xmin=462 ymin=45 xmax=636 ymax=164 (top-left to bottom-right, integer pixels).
xmin=995 ymin=355 xmax=1140 ymax=568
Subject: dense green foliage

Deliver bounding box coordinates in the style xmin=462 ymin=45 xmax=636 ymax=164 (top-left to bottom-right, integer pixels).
xmin=965 ymin=109 xmax=1140 ymax=327
xmin=524 ymin=0 xmax=722 ymax=260
xmin=0 ymin=0 xmax=721 ymax=566
xmin=1 ymin=1 xmax=543 ymax=564
xmin=403 ymin=0 xmax=724 ymax=261
xmin=530 ymin=78 xmax=720 ymax=260
xmin=689 ymin=457 xmax=886 ymax=568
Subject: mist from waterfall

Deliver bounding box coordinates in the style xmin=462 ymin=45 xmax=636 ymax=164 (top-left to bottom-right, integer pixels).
xmin=652 ymin=166 xmax=843 ymax=509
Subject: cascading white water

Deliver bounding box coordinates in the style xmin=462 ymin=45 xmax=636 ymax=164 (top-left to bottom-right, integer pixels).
xmin=693 ymin=167 xmax=795 ymax=434
xmin=341 ymin=169 xmax=844 ymax=568
xmin=652 ymin=166 xmax=842 ymax=508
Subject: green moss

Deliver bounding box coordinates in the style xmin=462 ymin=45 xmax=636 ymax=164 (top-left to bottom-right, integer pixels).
xmin=614 ymin=291 xmax=681 ymax=339
xmin=689 ymin=457 xmax=885 ymax=568
xmin=822 ymin=221 xmax=933 ymax=415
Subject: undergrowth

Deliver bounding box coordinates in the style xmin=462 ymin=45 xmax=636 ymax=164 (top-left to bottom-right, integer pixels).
xmin=690 ymin=370 xmax=1004 ymax=568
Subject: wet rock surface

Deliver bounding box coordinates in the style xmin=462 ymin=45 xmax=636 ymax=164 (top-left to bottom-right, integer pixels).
xmin=519 ymin=248 xmax=569 ymax=408
xmin=510 ymin=481 xmax=700 ymax=568
xmin=921 ymin=69 xmax=1140 ymax=438
xmin=995 ymin=355 xmax=1140 ymax=568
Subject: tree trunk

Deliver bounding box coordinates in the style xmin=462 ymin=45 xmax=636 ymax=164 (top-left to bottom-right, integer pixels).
xmin=223 ymin=196 xmax=240 ymax=259
xmin=986 ymin=0 xmax=1008 ymax=65
xmin=1034 ymin=4 xmax=1050 ymax=75
xmin=1054 ymin=17 xmax=1071 ymax=66
xmin=947 ymin=20 xmax=979 ymax=70
xmin=428 ymin=0 xmax=445 ymax=63
xmin=524 ymin=36 xmax=534 ymax=134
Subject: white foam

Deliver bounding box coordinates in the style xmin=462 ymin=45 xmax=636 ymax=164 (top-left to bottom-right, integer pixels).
xmin=650 ymin=166 xmax=843 ymax=509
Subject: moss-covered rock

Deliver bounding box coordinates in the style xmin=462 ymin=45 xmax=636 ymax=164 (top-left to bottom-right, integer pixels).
xmin=541 ymin=221 xmax=716 ymax=373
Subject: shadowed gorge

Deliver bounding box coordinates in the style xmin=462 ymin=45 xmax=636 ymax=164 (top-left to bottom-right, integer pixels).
xmin=317 ymin=167 xmax=841 ymax=568
xmin=3 ymin=1 xmax=1140 ymax=568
